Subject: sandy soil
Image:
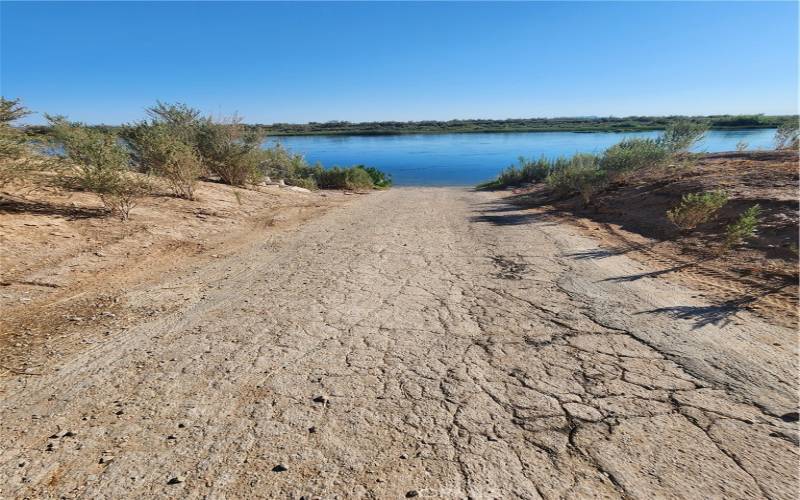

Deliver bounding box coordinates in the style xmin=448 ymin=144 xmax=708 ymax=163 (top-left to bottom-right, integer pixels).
xmin=507 ymin=150 xmax=799 ymax=329
xmin=0 ymin=187 xmax=797 ymax=499
xmin=0 ymin=180 xmax=352 ymax=374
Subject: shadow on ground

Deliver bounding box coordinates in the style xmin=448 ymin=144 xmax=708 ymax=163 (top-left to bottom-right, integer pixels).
xmin=0 ymin=198 xmax=107 ymax=219
xmin=639 ymin=284 xmax=792 ymax=329
xmin=470 ymin=197 xmax=560 ymax=227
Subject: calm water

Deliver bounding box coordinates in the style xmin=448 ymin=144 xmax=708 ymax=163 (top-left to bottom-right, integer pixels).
xmin=266 ymin=128 xmax=777 ymax=186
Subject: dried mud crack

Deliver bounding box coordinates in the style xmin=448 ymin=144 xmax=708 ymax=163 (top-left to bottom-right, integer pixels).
xmin=1 ymin=187 xmax=797 ymax=499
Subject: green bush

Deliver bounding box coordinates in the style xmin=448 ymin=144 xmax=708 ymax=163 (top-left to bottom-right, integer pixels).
xmin=48 ymin=116 xmax=152 ymax=220
xmin=545 ymin=154 xmax=606 ymax=205
xmin=358 ymin=165 xmax=392 ymax=188
xmin=123 ymin=122 xmax=203 ymax=199
xmin=666 ymin=190 xmax=728 ymax=230
xmin=258 ymin=142 xmax=315 ymax=182
xmin=479 ymin=155 xmax=555 ymax=189
xmin=129 ymin=102 xmax=267 ymax=187
xmin=0 ymin=97 xmax=47 ymax=188
xmin=285 ymin=176 xmax=318 ymax=190
xmin=195 ymin=117 xmax=265 ymax=186
xmin=315 ymin=166 xmax=375 ymax=190
xmin=659 ymin=119 xmax=708 ymax=153
xmin=724 ymin=205 xmax=761 ymax=250
xmin=599 ymin=138 xmax=669 ymax=180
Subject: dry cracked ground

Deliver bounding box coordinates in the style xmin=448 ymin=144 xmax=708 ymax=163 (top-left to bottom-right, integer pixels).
xmin=1 ymin=187 xmax=798 ymax=499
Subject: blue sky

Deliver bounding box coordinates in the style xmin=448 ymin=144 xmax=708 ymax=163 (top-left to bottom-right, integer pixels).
xmin=2 ymin=1 xmax=797 ymax=124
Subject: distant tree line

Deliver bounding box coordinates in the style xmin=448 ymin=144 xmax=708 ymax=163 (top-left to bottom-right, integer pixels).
xmin=24 ymin=114 xmax=796 ymax=138
xmin=244 ymin=114 xmax=797 ymax=136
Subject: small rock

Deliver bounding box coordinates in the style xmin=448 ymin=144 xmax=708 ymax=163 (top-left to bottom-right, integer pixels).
xmin=312 ymin=395 xmax=328 ymax=404
xmin=399 ymin=453 xmax=408 ymax=459
xmin=308 ymin=426 xmax=317 ymax=433
xmin=780 ymin=412 xmax=799 ymax=423
xmin=166 ymin=435 xmax=177 ymax=440
xmin=167 ymin=475 xmax=185 ymax=485
xmin=563 ymin=402 xmax=603 ymax=422
xmin=99 ymin=455 xmax=114 ymax=464
xmin=272 ymin=464 xmax=288 ymax=472
xmin=406 ymin=490 xmax=419 ymax=498
xmin=178 ymin=423 xmax=186 ymax=428
xmin=49 ymin=430 xmax=75 ymax=439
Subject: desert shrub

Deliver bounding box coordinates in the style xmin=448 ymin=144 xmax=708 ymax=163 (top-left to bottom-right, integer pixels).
xmin=723 ymin=205 xmax=761 ymax=250
xmin=666 ymin=190 xmax=728 ymax=230
xmin=478 ymin=155 xmax=560 ymax=189
xmin=195 ymin=116 xmax=265 ymax=186
xmin=599 ymin=138 xmax=669 ymax=180
xmin=546 ymin=154 xmax=606 ymax=205
xmin=48 ymin=116 xmax=152 ymax=219
xmin=258 ymin=142 xmax=317 ymax=182
xmin=145 ymin=101 xmax=203 ymax=131
xmin=774 ymin=121 xmax=799 ymax=150
xmin=130 ymin=102 xmax=267 ymax=187
xmin=0 ymin=97 xmax=30 ymax=159
xmin=0 ymin=97 xmax=38 ymax=187
xmin=285 ymin=176 xmax=318 ymax=190
xmin=358 ymin=165 xmax=392 ymax=188
xmin=659 ymin=119 xmax=708 ymax=153
xmin=315 ymin=166 xmax=375 ymax=190
xmin=520 ymin=156 xmax=554 ymax=183
xmin=123 ymin=122 xmax=203 ymax=199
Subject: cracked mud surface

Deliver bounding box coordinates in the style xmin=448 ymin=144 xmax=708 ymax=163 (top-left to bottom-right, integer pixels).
xmin=1 ymin=187 xmax=797 ymax=499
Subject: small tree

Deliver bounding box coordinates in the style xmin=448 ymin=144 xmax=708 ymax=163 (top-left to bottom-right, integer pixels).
xmin=666 ymin=190 xmax=729 ymax=230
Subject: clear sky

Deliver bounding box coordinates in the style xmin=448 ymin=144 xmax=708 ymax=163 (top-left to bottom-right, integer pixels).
xmin=1 ymin=1 xmax=798 ymax=125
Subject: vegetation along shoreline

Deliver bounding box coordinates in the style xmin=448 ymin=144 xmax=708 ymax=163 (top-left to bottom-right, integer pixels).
xmin=25 ymin=114 xmax=797 ymax=138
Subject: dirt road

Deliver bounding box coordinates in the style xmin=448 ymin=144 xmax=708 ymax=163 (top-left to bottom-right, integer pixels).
xmin=1 ymin=188 xmax=797 ymax=499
